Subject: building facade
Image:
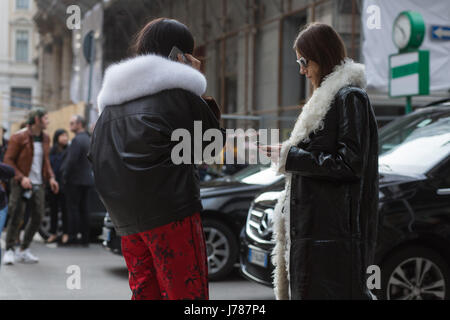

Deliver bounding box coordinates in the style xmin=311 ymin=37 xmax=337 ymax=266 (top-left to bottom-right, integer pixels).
xmin=32 ymin=0 xmax=448 ymax=135
xmin=0 ymin=0 xmax=40 ymax=134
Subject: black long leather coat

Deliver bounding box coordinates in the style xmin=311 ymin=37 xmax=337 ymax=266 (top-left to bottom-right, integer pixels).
xmin=88 ymin=89 xmax=223 ymax=236
xmin=284 ymin=86 xmax=379 ymax=299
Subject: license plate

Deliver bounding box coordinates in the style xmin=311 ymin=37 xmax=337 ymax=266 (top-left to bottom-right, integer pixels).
xmin=102 ymin=227 xmax=111 ymax=242
xmin=248 ymin=247 xmax=268 ymax=268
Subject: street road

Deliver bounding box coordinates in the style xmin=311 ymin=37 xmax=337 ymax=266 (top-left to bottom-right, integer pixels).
xmin=0 ymin=235 xmax=274 ymax=300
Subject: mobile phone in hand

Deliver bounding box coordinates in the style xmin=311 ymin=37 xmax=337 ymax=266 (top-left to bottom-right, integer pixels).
xmin=169 ymin=46 xmax=190 ymax=65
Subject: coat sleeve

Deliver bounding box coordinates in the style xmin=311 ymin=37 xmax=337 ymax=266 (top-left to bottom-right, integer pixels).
xmin=62 ymin=137 xmax=81 ymax=181
xmin=284 ymin=91 xmax=368 ymax=182
xmin=43 ymin=138 xmax=55 ymax=182
xmin=0 ymin=163 xmax=15 ymax=180
xmin=3 ymin=134 xmax=25 ymax=182
xmin=186 ymin=93 xmax=226 ymax=164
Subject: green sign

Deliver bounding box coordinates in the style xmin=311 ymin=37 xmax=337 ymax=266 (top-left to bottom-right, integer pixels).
xmin=390 ymin=11 xmax=430 ymax=113
xmin=389 ymin=50 xmax=430 ymax=98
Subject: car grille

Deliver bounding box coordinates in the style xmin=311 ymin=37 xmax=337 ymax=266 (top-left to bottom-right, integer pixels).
xmin=246 ymin=207 xmax=275 ymax=244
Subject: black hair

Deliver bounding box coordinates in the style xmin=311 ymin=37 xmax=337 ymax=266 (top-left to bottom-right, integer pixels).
xmin=52 ymin=129 xmax=68 ymax=146
xmin=294 ymin=22 xmax=347 ymax=85
xmin=130 ymin=18 xmax=194 ymax=57
xmin=74 ymin=115 xmax=87 ymax=129
xmin=50 ymin=129 xmax=68 ymax=155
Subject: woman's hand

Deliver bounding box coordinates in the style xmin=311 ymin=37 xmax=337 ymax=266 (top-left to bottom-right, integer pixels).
xmin=183 ymin=54 xmax=202 ymax=71
xmin=259 ymin=144 xmax=282 ymax=161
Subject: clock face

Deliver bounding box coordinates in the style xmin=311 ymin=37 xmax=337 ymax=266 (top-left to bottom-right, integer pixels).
xmin=393 ymin=14 xmax=412 ymax=49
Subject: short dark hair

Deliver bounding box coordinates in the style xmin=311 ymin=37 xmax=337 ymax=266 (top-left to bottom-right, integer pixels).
xmin=73 ymin=115 xmax=86 ymax=128
xmin=129 ymin=18 xmax=195 ymax=57
xmin=28 ymin=107 xmax=48 ymax=125
xmin=293 ymin=23 xmax=347 ymax=85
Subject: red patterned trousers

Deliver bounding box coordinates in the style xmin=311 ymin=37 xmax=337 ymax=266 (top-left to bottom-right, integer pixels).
xmin=121 ymin=213 xmax=209 ymax=300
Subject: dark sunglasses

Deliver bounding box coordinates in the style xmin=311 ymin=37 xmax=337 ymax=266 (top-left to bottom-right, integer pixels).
xmin=296 ymin=57 xmax=308 ymax=69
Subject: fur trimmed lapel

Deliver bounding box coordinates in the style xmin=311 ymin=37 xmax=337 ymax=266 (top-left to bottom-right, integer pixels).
xmin=271 ymin=58 xmax=366 ymax=300
xmin=97 ymin=54 xmax=207 ymax=114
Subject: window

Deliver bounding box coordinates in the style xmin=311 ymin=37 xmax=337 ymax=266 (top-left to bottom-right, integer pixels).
xmin=11 ymin=87 xmax=32 ymax=109
xmin=16 ymin=0 xmax=30 ymax=10
xmin=15 ymin=30 xmax=29 ymax=62
xmin=281 ymin=15 xmax=307 ymax=108
xmin=379 ymin=112 xmax=450 ymax=175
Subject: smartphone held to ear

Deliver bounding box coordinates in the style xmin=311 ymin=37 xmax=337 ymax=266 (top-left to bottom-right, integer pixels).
xmin=169 ymin=46 xmax=190 ymax=65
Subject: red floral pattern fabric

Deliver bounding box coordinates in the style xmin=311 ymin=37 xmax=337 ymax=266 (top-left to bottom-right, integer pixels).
xmin=121 ymin=213 xmax=209 ymax=300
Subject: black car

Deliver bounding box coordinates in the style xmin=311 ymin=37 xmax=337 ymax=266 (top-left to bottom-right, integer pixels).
xmin=240 ymin=104 xmax=450 ymax=300
xmin=38 ymin=186 xmax=107 ymax=241
xmin=101 ymin=164 xmax=283 ymax=280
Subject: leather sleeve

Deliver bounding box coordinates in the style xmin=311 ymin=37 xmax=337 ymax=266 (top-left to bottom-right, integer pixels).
xmin=186 ymin=93 xmax=226 ymax=164
xmin=3 ymin=134 xmax=25 ymax=182
xmin=202 ymin=96 xmax=221 ymax=121
xmin=0 ymin=163 xmax=15 ymax=180
xmin=285 ymin=91 xmax=367 ymax=182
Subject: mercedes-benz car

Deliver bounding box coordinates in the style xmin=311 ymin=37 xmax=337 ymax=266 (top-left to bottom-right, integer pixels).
xmin=240 ymin=102 xmax=450 ymax=300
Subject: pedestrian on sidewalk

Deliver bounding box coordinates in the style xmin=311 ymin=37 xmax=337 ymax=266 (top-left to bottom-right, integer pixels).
xmin=61 ymin=116 xmax=94 ymax=247
xmin=46 ymin=129 xmax=69 ymax=245
xmin=0 ymin=127 xmax=9 ymax=162
xmin=2 ymin=108 xmax=59 ymax=265
xmin=0 ymin=162 xmax=15 ymax=267
xmin=264 ymin=22 xmax=379 ymax=300
xmin=89 ymin=18 xmax=224 ymax=300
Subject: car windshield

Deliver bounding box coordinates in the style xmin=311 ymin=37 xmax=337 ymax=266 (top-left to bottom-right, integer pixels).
xmin=379 ymin=109 xmax=450 ymax=175
xmin=229 ymin=165 xmax=281 ymax=185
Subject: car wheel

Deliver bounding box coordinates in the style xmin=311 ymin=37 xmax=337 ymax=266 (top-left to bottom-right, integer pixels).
xmin=380 ymin=246 xmax=450 ymax=300
xmin=202 ymin=218 xmax=238 ymax=281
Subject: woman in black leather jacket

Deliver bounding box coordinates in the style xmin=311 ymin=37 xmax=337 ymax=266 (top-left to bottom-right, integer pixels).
xmin=265 ymin=23 xmax=379 ymax=300
xmin=89 ymin=18 xmax=224 ymax=300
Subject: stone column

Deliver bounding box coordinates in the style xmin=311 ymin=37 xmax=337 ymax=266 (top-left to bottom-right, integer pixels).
xmin=61 ymin=34 xmax=73 ymax=106
xmin=50 ymin=37 xmax=62 ymax=111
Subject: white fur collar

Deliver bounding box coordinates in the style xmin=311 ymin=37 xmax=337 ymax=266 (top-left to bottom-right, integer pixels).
xmin=97 ymin=54 xmax=207 ymax=114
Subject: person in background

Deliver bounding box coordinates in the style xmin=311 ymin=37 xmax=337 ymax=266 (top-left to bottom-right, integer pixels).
xmin=0 ymin=128 xmax=8 ymax=162
xmin=61 ymin=115 xmax=94 ymax=246
xmin=13 ymin=123 xmax=30 ymax=246
xmin=2 ymin=108 xmax=59 ymax=265
xmin=0 ymin=128 xmax=11 ymax=250
xmin=46 ymin=129 xmax=69 ymax=245
xmin=0 ymin=162 xmax=15 ymax=267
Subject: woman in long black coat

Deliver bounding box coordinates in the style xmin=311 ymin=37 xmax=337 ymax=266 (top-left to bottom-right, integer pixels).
xmin=265 ymin=23 xmax=379 ymax=300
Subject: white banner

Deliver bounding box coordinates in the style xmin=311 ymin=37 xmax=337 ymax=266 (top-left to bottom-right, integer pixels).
xmin=362 ymin=0 xmax=450 ymax=93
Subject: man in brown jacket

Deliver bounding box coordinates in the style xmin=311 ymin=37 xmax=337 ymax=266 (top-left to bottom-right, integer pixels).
xmin=2 ymin=108 xmax=59 ymax=265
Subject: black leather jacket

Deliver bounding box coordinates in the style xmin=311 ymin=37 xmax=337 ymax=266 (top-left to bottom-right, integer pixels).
xmin=88 ymin=89 xmax=223 ymax=236
xmin=285 ymin=86 xmax=379 ymax=299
